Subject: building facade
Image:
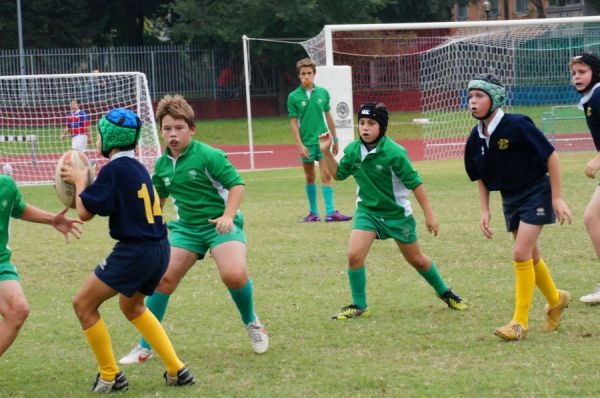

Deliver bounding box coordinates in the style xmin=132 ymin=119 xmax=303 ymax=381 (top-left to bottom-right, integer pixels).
xmin=454 ymin=0 xmax=597 ymax=21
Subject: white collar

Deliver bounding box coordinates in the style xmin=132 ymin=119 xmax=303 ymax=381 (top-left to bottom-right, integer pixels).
xmin=360 ymin=142 xmax=378 ymax=160
xmin=110 ymin=150 xmax=135 ymax=161
xmin=477 ymin=108 xmax=505 ymax=139
xmin=578 ymin=82 xmax=600 ymax=110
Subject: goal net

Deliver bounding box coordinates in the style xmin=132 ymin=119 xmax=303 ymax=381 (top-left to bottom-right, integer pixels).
xmin=302 ymin=17 xmax=600 ymax=160
xmin=0 ymin=72 xmax=160 ymax=185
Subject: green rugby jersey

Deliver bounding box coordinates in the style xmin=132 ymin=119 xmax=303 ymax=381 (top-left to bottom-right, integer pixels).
xmin=153 ymin=140 xmax=245 ymax=224
xmin=287 ymin=84 xmax=331 ymax=145
xmin=0 ymin=175 xmax=26 ymax=263
xmin=336 ymin=137 xmax=422 ymax=218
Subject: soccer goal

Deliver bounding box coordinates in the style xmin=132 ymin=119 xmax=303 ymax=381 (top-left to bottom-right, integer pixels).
xmin=296 ymin=16 xmax=600 ymax=160
xmin=0 ymin=72 xmax=160 ymax=185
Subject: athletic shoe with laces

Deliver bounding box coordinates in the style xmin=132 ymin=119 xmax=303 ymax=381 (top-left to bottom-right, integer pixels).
xmin=439 ymin=288 xmax=468 ymax=310
xmin=300 ymin=212 xmax=320 ymax=222
xmin=331 ymin=304 xmax=371 ymax=320
xmin=118 ymin=344 xmax=153 ymax=365
xmin=164 ymin=366 xmax=195 ymax=387
xmin=246 ymin=317 xmax=269 ymax=354
xmin=494 ymin=320 xmax=527 ymax=341
xmin=91 ymin=371 xmax=129 ymax=393
xmin=580 ymin=284 xmax=600 ymax=304
xmin=543 ymin=289 xmax=571 ymax=332
xmin=325 ymin=210 xmax=352 ymax=222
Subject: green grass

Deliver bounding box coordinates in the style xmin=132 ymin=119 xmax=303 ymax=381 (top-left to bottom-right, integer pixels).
xmin=197 ymin=105 xmax=586 ymax=146
xmin=1 ymin=152 xmax=600 ymax=396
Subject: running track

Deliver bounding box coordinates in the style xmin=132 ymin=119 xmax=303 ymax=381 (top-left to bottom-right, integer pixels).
xmin=214 ymin=133 xmax=593 ymax=171
xmin=2 ymin=134 xmax=594 ymax=184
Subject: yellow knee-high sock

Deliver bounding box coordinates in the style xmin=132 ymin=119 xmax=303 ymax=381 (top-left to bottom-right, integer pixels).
xmin=83 ymin=318 xmax=119 ymax=382
xmin=131 ymin=309 xmax=184 ymax=376
xmin=512 ymin=259 xmax=535 ymax=327
xmin=533 ymin=258 xmax=560 ymax=307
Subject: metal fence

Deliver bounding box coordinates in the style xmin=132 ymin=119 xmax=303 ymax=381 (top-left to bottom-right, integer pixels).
xmin=0 ymin=45 xmax=278 ymax=101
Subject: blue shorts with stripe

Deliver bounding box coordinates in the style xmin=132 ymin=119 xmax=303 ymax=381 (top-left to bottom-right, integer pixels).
xmin=95 ymin=238 xmax=169 ymax=298
xmin=501 ymin=176 xmax=555 ymax=232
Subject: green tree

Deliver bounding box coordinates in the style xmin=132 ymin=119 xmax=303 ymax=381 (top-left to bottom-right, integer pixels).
xmin=376 ymin=0 xmax=456 ymax=22
xmin=87 ymin=0 xmax=174 ymax=46
xmin=0 ymin=0 xmax=173 ymax=49
xmin=169 ymin=0 xmax=386 ymax=52
xmin=0 ymin=0 xmax=97 ymax=48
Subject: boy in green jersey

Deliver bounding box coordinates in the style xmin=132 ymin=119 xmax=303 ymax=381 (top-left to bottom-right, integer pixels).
xmin=0 ymin=175 xmax=81 ymax=356
xmin=287 ymin=57 xmax=352 ymax=223
xmin=319 ymin=102 xmax=467 ymax=320
xmin=119 ymin=94 xmax=268 ymax=365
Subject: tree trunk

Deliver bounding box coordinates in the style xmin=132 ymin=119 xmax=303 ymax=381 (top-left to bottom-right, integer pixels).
xmin=531 ymin=0 xmax=546 ymax=18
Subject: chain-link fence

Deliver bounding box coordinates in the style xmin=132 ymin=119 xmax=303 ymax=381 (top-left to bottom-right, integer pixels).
xmin=0 ymin=45 xmax=278 ymax=101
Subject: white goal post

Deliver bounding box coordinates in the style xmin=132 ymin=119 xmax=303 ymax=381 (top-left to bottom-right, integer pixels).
xmin=0 ymin=72 xmax=161 ymax=185
xmin=296 ymin=15 xmax=600 ymax=160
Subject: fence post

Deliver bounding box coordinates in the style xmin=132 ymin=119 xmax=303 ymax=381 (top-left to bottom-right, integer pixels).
xmin=151 ymin=50 xmax=156 ymax=99
xmin=211 ymin=49 xmax=217 ymax=99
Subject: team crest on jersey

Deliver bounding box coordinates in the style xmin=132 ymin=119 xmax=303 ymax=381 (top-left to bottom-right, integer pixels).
xmin=188 ymin=169 xmax=198 ymax=179
xmin=536 ymin=207 xmax=545 ymax=217
xmin=497 ymin=138 xmax=509 ymax=150
xmin=588 ymin=107 xmax=593 ymax=117
xmin=164 ymin=177 xmax=171 ymax=186
xmin=301 ymin=101 xmax=307 ymax=107
xmin=376 ymin=164 xmax=383 ymax=171
xmin=1 ymin=200 xmax=6 ymax=210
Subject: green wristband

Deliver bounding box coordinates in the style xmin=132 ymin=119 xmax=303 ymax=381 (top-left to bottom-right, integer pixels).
xmin=333 ymin=137 xmax=339 ymax=143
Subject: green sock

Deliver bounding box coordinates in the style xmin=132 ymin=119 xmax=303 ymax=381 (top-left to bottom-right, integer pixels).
xmin=306 ymin=184 xmax=318 ymax=215
xmin=228 ymin=279 xmax=256 ymax=325
xmin=348 ymin=266 xmax=367 ymax=309
xmin=418 ymin=260 xmax=448 ymax=296
xmin=322 ymin=185 xmax=335 ymax=216
xmin=139 ymin=291 xmax=170 ymax=350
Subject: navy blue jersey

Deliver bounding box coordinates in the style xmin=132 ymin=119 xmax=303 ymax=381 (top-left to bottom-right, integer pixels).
xmin=583 ymin=88 xmax=600 ymax=151
xmin=80 ymin=154 xmax=166 ymax=242
xmin=464 ymin=113 xmax=555 ymax=194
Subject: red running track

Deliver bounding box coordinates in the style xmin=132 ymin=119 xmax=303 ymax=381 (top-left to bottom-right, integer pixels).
xmin=2 ymin=134 xmax=594 ymax=184
xmin=214 ymin=134 xmax=593 ymax=171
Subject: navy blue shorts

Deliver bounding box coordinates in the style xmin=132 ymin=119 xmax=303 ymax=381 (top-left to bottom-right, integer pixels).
xmin=95 ymin=238 xmax=169 ymax=298
xmin=501 ymin=176 xmax=555 ymax=232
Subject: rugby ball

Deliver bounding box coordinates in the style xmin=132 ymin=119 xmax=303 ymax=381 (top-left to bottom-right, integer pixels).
xmin=54 ymin=150 xmax=95 ymax=208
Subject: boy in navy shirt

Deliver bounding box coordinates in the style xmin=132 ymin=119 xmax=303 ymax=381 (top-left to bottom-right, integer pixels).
xmin=61 ymin=108 xmax=194 ymax=392
xmin=464 ymin=74 xmax=572 ymax=341
xmin=570 ymin=53 xmax=600 ymax=304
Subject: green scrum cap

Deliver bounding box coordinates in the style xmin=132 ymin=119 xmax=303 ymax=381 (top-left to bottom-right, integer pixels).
xmin=98 ymin=108 xmax=142 ymax=158
xmin=467 ymin=73 xmax=506 ymax=114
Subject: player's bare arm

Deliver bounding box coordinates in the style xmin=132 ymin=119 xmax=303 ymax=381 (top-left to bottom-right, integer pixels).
xmin=547 ymin=151 xmax=573 ymax=225
xmin=324 ymin=111 xmax=339 ymax=156
xmin=19 ymin=205 xmax=82 ymax=242
xmin=413 ymin=184 xmax=439 ymax=236
xmin=290 ymin=118 xmax=309 ymax=159
xmin=318 ymin=132 xmax=340 ymax=179
xmin=585 ymin=152 xmax=600 ymax=178
xmin=209 ymin=184 xmax=244 ymax=234
xmin=477 ymin=180 xmax=493 ymax=239
xmin=60 ymin=162 xmax=94 ymax=221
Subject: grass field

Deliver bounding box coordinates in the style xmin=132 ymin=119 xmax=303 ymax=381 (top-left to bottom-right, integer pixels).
xmin=1 ymin=152 xmax=600 ymax=397
xmin=198 ymin=104 xmax=587 ymax=146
